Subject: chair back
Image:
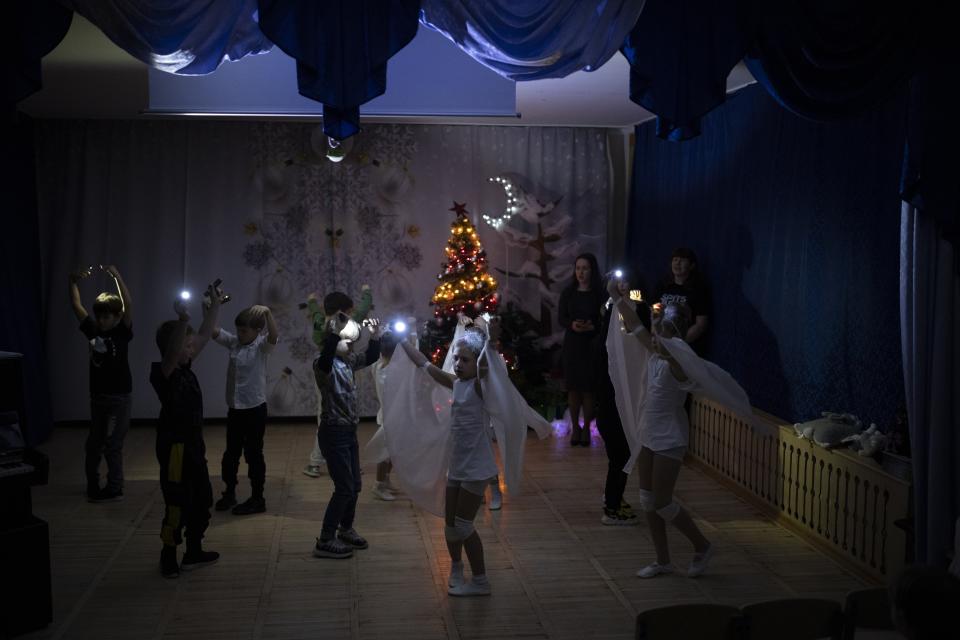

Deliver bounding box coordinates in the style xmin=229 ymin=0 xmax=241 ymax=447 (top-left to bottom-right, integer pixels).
xmin=741 ymin=598 xmax=843 ymax=640
xmin=636 ymin=603 xmax=742 ymax=640
xmin=842 ymin=588 xmax=894 ymax=640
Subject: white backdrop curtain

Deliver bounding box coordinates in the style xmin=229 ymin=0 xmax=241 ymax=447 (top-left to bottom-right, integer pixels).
xmin=35 ymin=121 xmax=609 ymax=421
xmin=900 ymin=203 xmax=960 ymax=566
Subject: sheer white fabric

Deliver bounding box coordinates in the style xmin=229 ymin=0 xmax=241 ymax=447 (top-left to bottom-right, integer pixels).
xmin=380 ymin=331 xmax=551 ymax=516
xmin=605 ymin=311 xmax=766 ymax=473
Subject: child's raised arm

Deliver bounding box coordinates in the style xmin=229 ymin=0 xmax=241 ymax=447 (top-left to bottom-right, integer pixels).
xmin=607 ymin=277 xmax=653 ymax=351
xmin=161 ymin=300 xmax=190 ymax=378
xmin=400 ymin=336 xmax=455 ymax=389
xmin=105 ymin=265 xmax=133 ymax=327
xmin=68 ymin=271 xmax=89 ymax=322
xmin=193 ymin=283 xmax=221 ymax=359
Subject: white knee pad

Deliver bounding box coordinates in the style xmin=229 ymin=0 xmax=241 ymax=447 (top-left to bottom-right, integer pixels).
xmin=453 ymin=516 xmax=476 ymax=540
xmin=656 ymin=501 xmax=681 ymax=522
xmin=637 ymin=489 xmax=655 ymax=513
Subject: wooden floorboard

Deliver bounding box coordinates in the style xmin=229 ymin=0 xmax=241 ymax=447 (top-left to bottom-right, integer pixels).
xmin=20 ymin=421 xmax=871 ymax=639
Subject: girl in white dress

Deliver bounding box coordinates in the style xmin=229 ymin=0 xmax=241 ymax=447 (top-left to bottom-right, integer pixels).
xmin=399 ymin=329 xmax=496 ymax=596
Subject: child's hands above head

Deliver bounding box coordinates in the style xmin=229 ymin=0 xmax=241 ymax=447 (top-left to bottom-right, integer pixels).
xmin=204 ymin=283 xmax=221 ymax=310
xmin=457 ymin=313 xmax=472 ymax=327
xmin=606 ymin=276 xmax=622 ymax=299
xmin=325 ymin=311 xmax=349 ymax=336
xmin=365 ymin=318 xmax=383 ymax=337
xmin=174 ymin=298 xmax=190 ymax=321
xmin=104 ymin=265 xmax=121 ymax=279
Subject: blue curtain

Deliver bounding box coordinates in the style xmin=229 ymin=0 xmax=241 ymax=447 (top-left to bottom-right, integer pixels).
xmin=6 ymin=1 xmax=72 ymax=106
xmin=744 ymin=0 xmax=924 ymax=122
xmin=620 ymin=0 xmax=747 ymax=141
xmin=626 ymin=84 xmax=907 ymax=427
xmin=258 ymin=0 xmax=421 ymax=140
xmin=420 ymin=0 xmax=645 ymax=80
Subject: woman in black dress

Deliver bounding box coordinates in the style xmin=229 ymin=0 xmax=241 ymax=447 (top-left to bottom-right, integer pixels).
xmin=557 ymin=253 xmax=603 ymax=446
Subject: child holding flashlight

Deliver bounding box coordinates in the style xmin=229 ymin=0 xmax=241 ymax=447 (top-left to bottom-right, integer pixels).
xmin=150 ymin=282 xmax=222 ymax=578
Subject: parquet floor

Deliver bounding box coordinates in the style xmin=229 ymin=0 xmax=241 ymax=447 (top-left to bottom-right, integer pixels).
xmin=21 ymin=421 xmax=869 ymax=639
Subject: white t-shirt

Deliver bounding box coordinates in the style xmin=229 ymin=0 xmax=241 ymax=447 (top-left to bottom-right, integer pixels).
xmin=214 ymin=329 xmax=275 ymax=410
xmin=639 ymin=355 xmax=696 ymax=451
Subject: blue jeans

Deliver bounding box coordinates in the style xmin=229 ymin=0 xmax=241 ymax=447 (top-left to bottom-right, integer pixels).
xmin=87 ymin=393 xmax=131 ymax=492
xmin=317 ymin=423 xmax=361 ymax=538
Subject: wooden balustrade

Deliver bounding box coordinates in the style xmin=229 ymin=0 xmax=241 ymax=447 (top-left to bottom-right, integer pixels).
xmin=687 ymin=395 xmax=911 ymax=582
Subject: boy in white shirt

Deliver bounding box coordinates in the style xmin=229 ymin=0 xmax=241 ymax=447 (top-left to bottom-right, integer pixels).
xmin=212 ymin=305 xmax=278 ymax=515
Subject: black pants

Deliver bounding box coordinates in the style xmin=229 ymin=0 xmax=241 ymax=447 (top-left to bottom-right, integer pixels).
xmin=596 ymin=390 xmax=631 ymax=512
xmin=157 ymin=433 xmax=212 ymax=549
xmin=221 ymin=403 xmax=267 ymax=495
xmin=317 ymin=423 xmax=361 ymax=539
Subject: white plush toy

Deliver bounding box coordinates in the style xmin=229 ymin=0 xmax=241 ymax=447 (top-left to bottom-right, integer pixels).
xmin=841 ymin=423 xmax=888 ymax=457
xmin=793 ymin=412 xmax=863 ymax=448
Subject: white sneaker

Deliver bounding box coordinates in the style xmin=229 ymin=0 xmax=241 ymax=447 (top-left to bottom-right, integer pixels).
xmin=488 ymin=485 xmax=502 ymax=511
xmin=687 ymin=544 xmax=715 ymax=578
xmin=448 ymin=563 xmax=465 ymax=588
xmin=372 ymin=483 xmax=396 ymax=501
xmin=448 ymin=578 xmax=491 ymax=597
xmin=636 ymin=562 xmax=676 ymax=579
xmin=302 ymin=464 xmax=323 ymax=478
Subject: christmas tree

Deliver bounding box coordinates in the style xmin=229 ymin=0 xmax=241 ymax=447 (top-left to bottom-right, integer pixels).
xmin=422 ymin=202 xmax=499 ymax=363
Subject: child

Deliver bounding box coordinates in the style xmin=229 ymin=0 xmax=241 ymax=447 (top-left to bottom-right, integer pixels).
xmin=302 ymin=285 xmax=373 ymax=478
xmin=368 ymin=328 xmax=401 ymax=501
xmin=69 ymin=264 xmax=133 ymax=503
xmin=441 ymin=317 xmax=503 ymax=511
xmin=607 ymin=276 xmax=713 ymax=578
xmin=212 ymin=304 xmax=278 ymax=515
xmin=595 ymin=273 xmax=638 ymax=526
xmin=399 ymin=328 xmax=496 ymax=596
xmin=312 ymin=292 xmax=381 ymax=559
xmin=150 ymin=284 xmax=221 ymax=578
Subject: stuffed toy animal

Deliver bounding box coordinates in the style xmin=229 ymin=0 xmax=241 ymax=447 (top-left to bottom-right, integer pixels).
xmin=841 ymin=423 xmax=888 ymax=457
xmin=793 ymin=412 xmax=863 ymax=448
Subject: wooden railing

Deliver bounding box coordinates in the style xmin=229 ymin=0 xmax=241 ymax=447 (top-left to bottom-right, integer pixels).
xmin=687 ymin=396 xmax=911 ymax=583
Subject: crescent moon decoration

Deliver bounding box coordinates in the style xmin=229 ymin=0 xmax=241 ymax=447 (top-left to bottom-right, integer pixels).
xmin=481 ymin=176 xmax=523 ymax=230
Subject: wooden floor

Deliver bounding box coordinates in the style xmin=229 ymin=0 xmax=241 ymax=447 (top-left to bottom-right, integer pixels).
xmin=22 ymin=421 xmax=869 ymax=640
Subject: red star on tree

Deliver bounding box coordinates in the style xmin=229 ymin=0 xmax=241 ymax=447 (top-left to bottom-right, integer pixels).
xmin=449 ymin=201 xmax=468 ymax=216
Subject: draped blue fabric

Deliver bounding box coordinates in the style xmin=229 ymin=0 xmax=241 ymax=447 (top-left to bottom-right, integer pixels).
xmin=61 ymin=0 xmax=272 ymax=74
xmin=419 ymin=0 xmax=645 ymax=80
xmin=744 ymin=0 xmax=924 ymax=122
xmin=258 ymin=0 xmax=421 ymax=140
xmin=620 ymin=0 xmax=747 ymax=141
xmin=625 ymin=84 xmax=907 ymax=427
xmin=7 ymin=1 xmax=72 ymax=106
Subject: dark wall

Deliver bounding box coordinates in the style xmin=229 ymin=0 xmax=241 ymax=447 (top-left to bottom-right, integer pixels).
xmin=626 ymin=84 xmax=907 ymax=427
xmin=1 ymin=114 xmax=53 ymax=445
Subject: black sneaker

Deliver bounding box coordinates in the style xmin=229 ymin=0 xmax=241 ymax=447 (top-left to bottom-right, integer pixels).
xmin=313 ymin=537 xmax=353 ymax=559
xmin=214 ymin=492 xmax=237 ymax=511
xmin=601 ymin=507 xmax=639 ymax=526
xmin=88 ymin=486 xmax=124 ymax=503
xmin=180 ymin=549 xmax=220 ymax=571
xmin=231 ymin=496 xmax=266 ymax=516
xmin=338 ymin=527 xmax=369 ymax=550
xmin=160 ymin=546 xmax=179 ymax=579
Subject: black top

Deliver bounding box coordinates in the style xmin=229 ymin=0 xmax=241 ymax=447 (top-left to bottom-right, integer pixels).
xmin=150 ymin=362 xmax=203 ymax=441
xmin=80 ymin=316 xmax=133 ymax=395
xmin=558 ymin=288 xmax=603 ymax=335
xmin=655 ymin=277 xmax=713 ymax=354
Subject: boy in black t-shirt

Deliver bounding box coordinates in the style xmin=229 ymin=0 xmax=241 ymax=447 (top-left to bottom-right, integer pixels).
xmin=654 ymin=248 xmax=712 ymax=356
xmin=150 ymin=284 xmax=222 ymax=578
xmin=69 ymin=264 xmax=134 ymax=502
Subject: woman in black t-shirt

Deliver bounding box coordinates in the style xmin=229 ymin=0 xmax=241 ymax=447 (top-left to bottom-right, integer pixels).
xmin=557 ymin=253 xmax=604 ymax=446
